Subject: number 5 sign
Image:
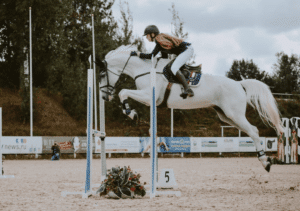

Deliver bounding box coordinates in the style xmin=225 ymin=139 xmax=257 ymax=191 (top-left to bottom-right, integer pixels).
xmin=157 ymin=169 xmax=178 ymax=189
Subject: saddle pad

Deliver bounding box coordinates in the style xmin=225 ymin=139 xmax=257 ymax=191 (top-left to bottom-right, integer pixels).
xmin=163 ymin=66 xmax=202 ymax=87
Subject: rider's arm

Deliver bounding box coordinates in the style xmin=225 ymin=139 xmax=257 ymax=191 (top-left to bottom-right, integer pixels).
xmin=139 ymin=44 xmax=160 ymax=59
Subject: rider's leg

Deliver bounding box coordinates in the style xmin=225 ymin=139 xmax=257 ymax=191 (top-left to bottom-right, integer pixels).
xmin=171 ymin=45 xmax=194 ymax=98
xmin=175 ymin=70 xmax=194 ymax=97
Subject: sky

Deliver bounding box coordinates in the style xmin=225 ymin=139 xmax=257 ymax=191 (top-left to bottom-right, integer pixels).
xmin=111 ymin=0 xmax=300 ymax=76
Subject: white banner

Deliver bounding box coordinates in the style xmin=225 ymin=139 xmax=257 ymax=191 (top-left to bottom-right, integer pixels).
xmin=95 ymin=137 xmax=141 ymax=153
xmin=238 ymin=137 xmax=265 ymax=152
xmin=1 ymin=136 xmax=42 ymax=154
xmin=191 ymin=137 xmax=266 ymax=153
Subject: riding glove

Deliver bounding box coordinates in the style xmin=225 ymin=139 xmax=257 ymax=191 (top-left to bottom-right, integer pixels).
xmin=130 ymin=51 xmax=138 ymax=56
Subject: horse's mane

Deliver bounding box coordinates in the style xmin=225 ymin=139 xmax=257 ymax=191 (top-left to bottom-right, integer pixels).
xmin=105 ymin=45 xmax=138 ymax=60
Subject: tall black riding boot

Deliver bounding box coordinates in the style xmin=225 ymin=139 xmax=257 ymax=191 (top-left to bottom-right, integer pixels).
xmin=175 ymin=70 xmax=194 ymax=99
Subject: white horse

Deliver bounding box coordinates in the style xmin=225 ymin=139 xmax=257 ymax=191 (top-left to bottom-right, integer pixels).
xmin=97 ymin=45 xmax=284 ymax=172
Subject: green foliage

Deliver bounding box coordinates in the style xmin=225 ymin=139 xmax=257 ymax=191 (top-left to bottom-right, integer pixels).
xmin=226 ymin=59 xmax=267 ymax=81
xmin=272 ymin=52 xmax=300 ymax=94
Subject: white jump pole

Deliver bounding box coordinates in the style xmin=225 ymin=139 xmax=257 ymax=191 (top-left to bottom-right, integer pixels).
xmin=150 ymin=56 xmax=157 ymax=199
xmin=61 ymin=68 xmax=94 ymax=198
xmin=29 ymin=7 xmax=33 ymax=137
xmin=99 ymin=83 xmax=106 ymax=182
xmin=171 ymin=108 xmax=173 ymax=137
xmin=92 ymin=14 xmax=97 ymax=131
xmin=149 ymin=57 xmax=181 ymax=198
xmin=0 ymin=108 xmax=15 ymax=179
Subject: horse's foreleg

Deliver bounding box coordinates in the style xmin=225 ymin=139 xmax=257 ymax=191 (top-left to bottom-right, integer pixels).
xmin=119 ymin=89 xmax=150 ymax=120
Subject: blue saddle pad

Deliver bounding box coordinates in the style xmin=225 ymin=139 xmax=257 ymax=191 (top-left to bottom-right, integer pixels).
xmin=163 ymin=66 xmax=202 ymax=86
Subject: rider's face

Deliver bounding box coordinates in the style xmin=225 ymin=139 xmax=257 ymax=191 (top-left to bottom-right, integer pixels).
xmin=146 ymin=33 xmax=154 ymax=42
xmin=146 ymin=34 xmax=152 ymax=42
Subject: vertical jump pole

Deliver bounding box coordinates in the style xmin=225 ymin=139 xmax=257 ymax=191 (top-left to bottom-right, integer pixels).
xmin=92 ymin=14 xmax=97 ymax=131
xmin=29 ymin=7 xmax=33 ymax=137
xmin=150 ymin=56 xmax=157 ymax=199
xmin=84 ymin=69 xmax=94 ymax=198
xmin=99 ymin=80 xmax=106 ymax=182
xmin=0 ymin=108 xmax=2 ymax=176
xmin=171 ymin=108 xmax=174 ymax=137
xmin=60 ymin=62 xmax=95 ymax=198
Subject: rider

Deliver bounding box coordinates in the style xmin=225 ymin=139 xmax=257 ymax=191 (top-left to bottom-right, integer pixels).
xmin=130 ymin=25 xmax=194 ymax=98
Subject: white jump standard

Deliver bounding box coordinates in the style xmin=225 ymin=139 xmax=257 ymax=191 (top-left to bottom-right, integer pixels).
xmin=149 ymin=56 xmax=181 ymax=198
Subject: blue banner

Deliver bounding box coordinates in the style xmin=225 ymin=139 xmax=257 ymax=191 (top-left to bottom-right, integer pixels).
xmin=160 ymin=137 xmax=191 ymax=153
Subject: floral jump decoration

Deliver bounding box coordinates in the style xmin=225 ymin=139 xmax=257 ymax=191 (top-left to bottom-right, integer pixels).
xmin=96 ymin=166 xmax=147 ymax=199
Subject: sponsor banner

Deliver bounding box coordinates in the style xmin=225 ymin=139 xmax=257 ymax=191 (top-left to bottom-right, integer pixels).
xmin=265 ymin=137 xmax=277 ymax=151
xmin=191 ymin=137 xmax=266 ymax=153
xmin=238 ymin=137 xmax=265 ymax=152
xmin=160 ymin=137 xmax=190 ymax=153
xmin=195 ymin=138 xmax=219 ymax=152
xmin=95 ymin=137 xmax=140 ymax=153
xmin=140 ymin=137 xmax=174 ymax=153
xmin=219 ymin=138 xmax=239 ymax=152
xmin=42 ymin=136 xmax=88 ymax=154
xmin=1 ymin=137 xmax=42 ymax=154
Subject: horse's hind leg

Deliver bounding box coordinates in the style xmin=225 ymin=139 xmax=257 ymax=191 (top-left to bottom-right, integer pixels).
xmin=215 ymin=106 xmax=271 ymax=172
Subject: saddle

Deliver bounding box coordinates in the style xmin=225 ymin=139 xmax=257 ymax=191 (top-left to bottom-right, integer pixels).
xmin=162 ymin=59 xmax=202 ymax=86
xmin=158 ymin=59 xmax=202 ymax=107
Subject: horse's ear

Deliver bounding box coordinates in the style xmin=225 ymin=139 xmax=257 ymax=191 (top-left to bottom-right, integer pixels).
xmin=95 ymin=55 xmax=105 ymax=69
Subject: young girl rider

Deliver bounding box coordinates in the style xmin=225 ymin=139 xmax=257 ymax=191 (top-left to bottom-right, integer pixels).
xmin=130 ymin=25 xmax=194 ymax=98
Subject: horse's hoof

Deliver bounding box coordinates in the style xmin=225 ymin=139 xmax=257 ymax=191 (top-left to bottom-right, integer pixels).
xmin=259 ymin=155 xmax=271 ymax=172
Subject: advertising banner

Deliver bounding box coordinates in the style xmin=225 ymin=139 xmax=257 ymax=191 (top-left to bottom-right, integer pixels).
xmin=219 ymin=138 xmax=239 ymax=152
xmin=95 ymin=137 xmax=140 ymax=153
xmin=238 ymin=137 xmax=265 ymax=152
xmin=42 ymin=136 xmax=88 ymax=154
xmin=1 ymin=136 xmax=42 ymax=154
xmin=265 ymin=137 xmax=277 ymax=151
xmin=159 ymin=137 xmax=190 ymax=153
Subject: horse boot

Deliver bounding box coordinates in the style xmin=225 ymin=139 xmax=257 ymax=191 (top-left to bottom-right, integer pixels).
xmin=175 ymin=70 xmax=194 ymax=99
xmin=258 ymin=150 xmax=272 ymax=172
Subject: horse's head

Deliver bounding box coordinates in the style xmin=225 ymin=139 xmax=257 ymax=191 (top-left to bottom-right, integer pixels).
xmin=97 ymin=58 xmax=119 ymax=101
xmin=98 ymin=45 xmax=139 ymax=101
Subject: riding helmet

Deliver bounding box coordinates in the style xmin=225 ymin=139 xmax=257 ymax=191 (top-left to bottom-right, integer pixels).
xmin=144 ymin=25 xmax=160 ymax=36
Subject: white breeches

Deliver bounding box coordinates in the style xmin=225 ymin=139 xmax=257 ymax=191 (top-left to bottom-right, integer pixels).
xmin=171 ymin=45 xmax=194 ymax=75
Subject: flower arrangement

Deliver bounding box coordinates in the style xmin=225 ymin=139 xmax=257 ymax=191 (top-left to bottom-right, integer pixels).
xmin=96 ymin=166 xmax=146 ymax=199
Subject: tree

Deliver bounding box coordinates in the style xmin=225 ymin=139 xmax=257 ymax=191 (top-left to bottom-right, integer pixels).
xmin=168 ymin=3 xmax=195 ymax=65
xmin=116 ymin=1 xmax=145 ymax=51
xmin=226 ymin=59 xmax=266 ymax=81
xmin=117 ymin=0 xmax=133 ymax=45
xmin=272 ymin=52 xmax=300 ymax=94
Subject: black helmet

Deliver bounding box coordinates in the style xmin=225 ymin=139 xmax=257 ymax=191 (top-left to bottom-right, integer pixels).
xmin=143 ymin=25 xmax=160 ymax=36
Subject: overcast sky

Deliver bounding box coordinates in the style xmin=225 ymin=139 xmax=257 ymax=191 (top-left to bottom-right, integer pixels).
xmin=111 ymin=0 xmax=300 ymax=76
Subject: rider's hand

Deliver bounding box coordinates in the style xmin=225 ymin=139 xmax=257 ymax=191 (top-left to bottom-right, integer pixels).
xmin=130 ymin=51 xmax=138 ymax=56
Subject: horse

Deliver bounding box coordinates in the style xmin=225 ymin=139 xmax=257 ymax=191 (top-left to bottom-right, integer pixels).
xmin=97 ymin=45 xmax=284 ymax=172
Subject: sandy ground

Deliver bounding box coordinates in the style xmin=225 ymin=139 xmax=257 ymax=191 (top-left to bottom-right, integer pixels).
xmin=1 ymin=158 xmax=300 ymax=211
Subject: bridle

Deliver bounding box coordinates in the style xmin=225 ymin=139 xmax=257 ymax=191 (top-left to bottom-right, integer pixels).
xmin=98 ymin=55 xmax=164 ymax=98
xmin=98 ymin=55 xmax=132 ymax=97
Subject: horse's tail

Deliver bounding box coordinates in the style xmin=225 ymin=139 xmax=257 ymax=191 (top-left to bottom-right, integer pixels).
xmin=239 ymin=78 xmax=284 ymax=135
